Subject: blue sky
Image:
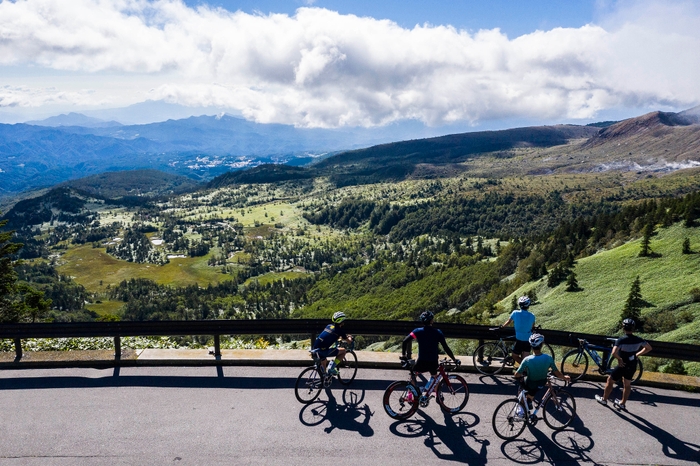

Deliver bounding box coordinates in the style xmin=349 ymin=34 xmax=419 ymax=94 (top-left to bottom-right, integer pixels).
xmin=1 ymin=0 xmax=699 ymax=130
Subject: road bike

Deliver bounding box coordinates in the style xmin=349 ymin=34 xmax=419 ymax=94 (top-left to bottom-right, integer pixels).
xmin=294 ymin=340 xmax=358 ymax=404
xmin=492 ymin=375 xmax=577 ymax=440
xmin=382 ymin=358 xmax=469 ymax=420
xmin=560 ymin=337 xmax=643 ymax=383
xmin=472 ymin=325 xmax=555 ymax=375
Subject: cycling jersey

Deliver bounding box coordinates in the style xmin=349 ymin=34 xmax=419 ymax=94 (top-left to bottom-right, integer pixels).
xmin=410 ymin=326 xmax=449 ymax=362
xmin=313 ymin=323 xmax=347 ymax=351
xmin=515 ymin=353 xmax=557 ymax=385
xmin=614 ymin=334 xmax=647 ymax=363
xmin=510 ymin=309 xmax=536 ymax=341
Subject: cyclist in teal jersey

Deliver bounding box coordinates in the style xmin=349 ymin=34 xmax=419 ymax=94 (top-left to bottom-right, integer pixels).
xmin=499 ymin=296 xmax=536 ymax=364
xmin=514 ymin=333 xmax=570 ymax=406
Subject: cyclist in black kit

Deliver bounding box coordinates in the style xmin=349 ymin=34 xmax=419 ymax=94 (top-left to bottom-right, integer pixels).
xmin=595 ymin=318 xmax=652 ymax=410
xmin=401 ymin=311 xmax=460 ymax=401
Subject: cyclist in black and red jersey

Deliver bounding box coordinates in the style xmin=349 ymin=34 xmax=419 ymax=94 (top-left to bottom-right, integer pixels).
xmin=312 ymin=311 xmax=353 ymax=376
xmin=595 ymin=318 xmax=652 ymax=410
xmin=401 ymin=311 xmax=460 ymax=401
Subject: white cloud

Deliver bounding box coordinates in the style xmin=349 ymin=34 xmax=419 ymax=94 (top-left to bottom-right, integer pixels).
xmin=0 ymin=0 xmax=699 ymax=127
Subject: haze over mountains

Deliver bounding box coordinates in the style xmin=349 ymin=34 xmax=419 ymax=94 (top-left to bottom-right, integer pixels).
xmin=1 ymin=105 xmax=699 ymax=198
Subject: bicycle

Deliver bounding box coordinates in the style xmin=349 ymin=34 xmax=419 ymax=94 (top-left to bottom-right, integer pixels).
xmin=294 ymin=340 xmax=358 ymax=404
xmin=473 ymin=325 xmax=556 ymax=375
xmin=560 ymin=337 xmax=643 ymax=383
xmin=492 ymin=375 xmax=577 ymax=440
xmin=382 ymin=358 xmax=469 ymax=420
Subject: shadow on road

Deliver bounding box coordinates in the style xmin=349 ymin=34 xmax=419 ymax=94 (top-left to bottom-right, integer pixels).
xmin=607 ymin=402 xmax=700 ymax=464
xmin=389 ymin=410 xmax=489 ymax=464
xmin=498 ymin=417 xmax=599 ymax=465
xmin=298 ymin=387 xmax=374 ymax=437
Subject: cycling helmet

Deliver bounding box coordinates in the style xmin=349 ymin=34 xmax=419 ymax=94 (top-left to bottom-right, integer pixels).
xmin=419 ymin=311 xmax=434 ymax=323
xmin=622 ymin=318 xmax=636 ymax=330
xmin=529 ymin=333 xmax=545 ymax=348
xmin=332 ymin=311 xmax=347 ymax=324
xmin=518 ymin=296 xmax=531 ymax=309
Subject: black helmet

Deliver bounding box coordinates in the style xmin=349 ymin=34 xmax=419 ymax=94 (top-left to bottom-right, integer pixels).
xmin=622 ymin=318 xmax=636 ymax=330
xmin=419 ymin=311 xmax=434 ymax=323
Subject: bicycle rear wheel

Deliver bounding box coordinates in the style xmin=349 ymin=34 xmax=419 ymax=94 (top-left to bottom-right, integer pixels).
xmin=541 ymin=343 xmax=556 ymax=362
xmin=436 ymin=374 xmax=469 ymax=414
xmin=337 ymin=350 xmax=358 ymax=385
xmin=294 ymin=366 xmax=323 ymax=404
xmin=473 ymin=342 xmax=508 ymax=375
xmin=383 ymin=381 xmax=419 ymax=420
xmin=492 ymin=398 xmax=527 ymax=440
xmin=560 ymin=350 xmax=589 ymax=381
xmin=542 ymin=389 xmax=576 ymax=430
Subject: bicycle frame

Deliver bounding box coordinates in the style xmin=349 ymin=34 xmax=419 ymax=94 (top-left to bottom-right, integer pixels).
xmin=517 ymin=378 xmax=557 ymax=419
xmin=577 ymin=339 xmax=614 ymax=373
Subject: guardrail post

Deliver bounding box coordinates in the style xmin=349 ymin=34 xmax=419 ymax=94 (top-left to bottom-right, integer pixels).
xmin=214 ymin=334 xmax=221 ymax=358
xmin=14 ymin=338 xmax=22 ymax=362
xmin=114 ymin=336 xmax=121 ymax=361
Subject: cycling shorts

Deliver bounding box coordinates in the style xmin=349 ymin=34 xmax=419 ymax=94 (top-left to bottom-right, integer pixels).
xmin=522 ymin=377 xmax=545 ymax=397
xmin=412 ymin=359 xmax=439 ymax=376
xmin=610 ymin=359 xmax=638 ymax=381
xmin=314 ymin=347 xmax=340 ymax=360
xmin=512 ymin=339 xmax=531 ymax=355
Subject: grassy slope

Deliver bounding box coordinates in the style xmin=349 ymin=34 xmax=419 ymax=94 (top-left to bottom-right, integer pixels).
xmin=497 ymin=222 xmax=700 ymax=344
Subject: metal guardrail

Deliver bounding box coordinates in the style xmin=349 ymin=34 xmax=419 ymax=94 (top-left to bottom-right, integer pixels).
xmin=1 ymin=319 xmax=699 ymax=363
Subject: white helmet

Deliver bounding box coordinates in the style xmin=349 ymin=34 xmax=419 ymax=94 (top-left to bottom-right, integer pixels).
xmin=529 ymin=333 xmax=544 ymax=348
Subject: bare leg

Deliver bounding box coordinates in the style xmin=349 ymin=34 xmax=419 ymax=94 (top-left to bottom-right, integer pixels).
xmin=621 ymin=379 xmax=632 ymax=404
xmin=602 ymin=376 xmax=615 ymax=401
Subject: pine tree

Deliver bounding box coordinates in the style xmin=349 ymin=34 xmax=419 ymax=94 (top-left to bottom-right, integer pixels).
xmin=565 ymin=271 xmax=580 ymax=292
xmin=639 ymin=224 xmax=654 ymax=257
xmin=621 ymin=275 xmax=644 ymax=328
xmin=682 ymin=237 xmax=692 ymax=255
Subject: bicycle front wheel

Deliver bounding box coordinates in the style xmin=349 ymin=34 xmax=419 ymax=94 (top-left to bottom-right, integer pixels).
xmin=337 ymin=351 xmax=358 ymax=385
xmin=294 ymin=366 xmax=323 ymax=404
xmin=560 ymin=350 xmax=589 ymax=381
xmin=436 ymin=374 xmax=469 ymax=414
xmin=383 ymin=381 xmax=419 ymax=420
xmin=492 ymin=398 xmax=527 ymax=440
xmin=473 ymin=342 xmax=508 ymax=375
xmin=542 ymin=389 xmax=577 ymax=430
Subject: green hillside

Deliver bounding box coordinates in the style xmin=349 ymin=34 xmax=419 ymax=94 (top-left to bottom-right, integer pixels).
xmin=498 ymin=222 xmax=700 ymax=344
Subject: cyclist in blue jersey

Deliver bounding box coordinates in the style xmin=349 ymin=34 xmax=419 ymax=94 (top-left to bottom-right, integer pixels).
xmin=401 ymin=311 xmax=460 ymax=400
xmin=499 ymin=296 xmax=536 ymax=364
xmin=595 ymin=318 xmax=652 ymax=410
xmin=514 ymin=333 xmax=570 ymax=411
xmin=312 ymin=311 xmax=353 ymax=376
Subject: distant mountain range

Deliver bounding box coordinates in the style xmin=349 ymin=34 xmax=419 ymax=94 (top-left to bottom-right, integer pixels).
xmin=2 ymin=105 xmax=699 ymax=198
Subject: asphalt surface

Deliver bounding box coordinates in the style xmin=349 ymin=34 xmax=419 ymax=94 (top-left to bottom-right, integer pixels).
xmin=1 ymin=365 xmax=699 ymax=465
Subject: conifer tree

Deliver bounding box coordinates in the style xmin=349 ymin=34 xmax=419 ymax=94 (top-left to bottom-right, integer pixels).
xmin=682 ymin=237 xmax=692 ymax=255
xmin=565 ymin=270 xmax=580 ymax=292
xmin=621 ymin=275 xmax=644 ymax=328
xmin=639 ymin=224 xmax=653 ymax=257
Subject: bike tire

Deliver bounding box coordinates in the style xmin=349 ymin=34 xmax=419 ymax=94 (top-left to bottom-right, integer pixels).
xmin=382 ymin=381 xmax=419 ymax=420
xmin=294 ymin=366 xmax=323 ymax=404
xmin=473 ymin=342 xmax=508 ymax=375
xmin=560 ymin=349 xmax=589 ymax=382
xmin=436 ymin=374 xmax=469 ymax=414
xmin=608 ymin=357 xmax=644 ymax=384
xmin=337 ymin=350 xmax=358 ymax=385
xmin=492 ymin=398 xmax=527 ymax=440
xmin=542 ymin=389 xmax=577 ymax=431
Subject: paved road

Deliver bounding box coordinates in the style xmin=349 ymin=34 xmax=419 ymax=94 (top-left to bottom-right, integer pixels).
xmin=1 ymin=366 xmax=699 ymax=465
